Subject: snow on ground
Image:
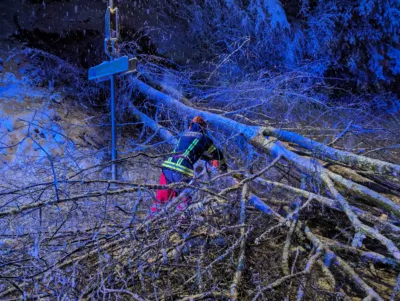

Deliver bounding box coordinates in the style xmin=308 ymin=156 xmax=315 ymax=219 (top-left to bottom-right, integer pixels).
xmin=0 ymin=55 xmax=104 ymax=187
xmin=0 ymin=52 xmax=161 ymax=190
xmin=0 ymin=53 xmax=162 ymax=248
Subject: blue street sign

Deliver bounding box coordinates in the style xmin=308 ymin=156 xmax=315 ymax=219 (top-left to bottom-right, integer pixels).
xmin=88 ymin=56 xmax=129 ymax=81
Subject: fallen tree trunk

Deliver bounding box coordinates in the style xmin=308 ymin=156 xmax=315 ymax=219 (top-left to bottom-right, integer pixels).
xmin=131 ymin=77 xmax=400 ymax=217
xmin=131 ymin=78 xmax=400 ymax=177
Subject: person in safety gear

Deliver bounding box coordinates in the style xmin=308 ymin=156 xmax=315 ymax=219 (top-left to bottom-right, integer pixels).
xmin=151 ymin=116 xmax=227 ymax=214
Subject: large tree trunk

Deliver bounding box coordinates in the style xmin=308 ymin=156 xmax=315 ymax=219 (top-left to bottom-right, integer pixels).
xmin=131 ymin=78 xmax=400 ymax=177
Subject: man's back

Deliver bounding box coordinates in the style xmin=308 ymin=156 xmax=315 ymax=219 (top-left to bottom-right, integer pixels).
xmin=162 ymin=123 xmax=220 ymax=177
xmin=152 ymin=117 xmax=226 ymax=213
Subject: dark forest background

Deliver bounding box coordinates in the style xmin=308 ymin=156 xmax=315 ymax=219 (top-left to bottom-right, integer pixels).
xmin=1 ymin=0 xmax=399 ymax=103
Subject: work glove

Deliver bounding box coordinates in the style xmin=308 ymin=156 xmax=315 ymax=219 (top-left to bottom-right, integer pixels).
xmin=208 ymin=160 xmax=219 ymax=174
xmin=210 ymin=160 xmax=219 ymax=169
xmin=210 ymin=160 xmax=227 ymax=173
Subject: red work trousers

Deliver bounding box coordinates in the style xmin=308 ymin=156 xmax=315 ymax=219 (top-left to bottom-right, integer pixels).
xmin=151 ymin=171 xmax=191 ymax=213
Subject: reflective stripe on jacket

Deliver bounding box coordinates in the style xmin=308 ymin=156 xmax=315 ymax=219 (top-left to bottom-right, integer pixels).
xmin=162 ymin=123 xmax=225 ymax=177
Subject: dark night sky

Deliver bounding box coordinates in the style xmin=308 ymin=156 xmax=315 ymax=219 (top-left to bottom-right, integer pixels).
xmin=0 ymin=0 xmax=189 ymax=63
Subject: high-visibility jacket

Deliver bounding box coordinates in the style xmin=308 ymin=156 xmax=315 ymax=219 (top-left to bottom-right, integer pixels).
xmin=162 ymin=123 xmax=225 ymax=177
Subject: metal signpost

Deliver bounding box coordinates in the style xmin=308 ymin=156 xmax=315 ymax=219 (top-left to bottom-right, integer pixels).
xmin=88 ymin=0 xmax=136 ymax=180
